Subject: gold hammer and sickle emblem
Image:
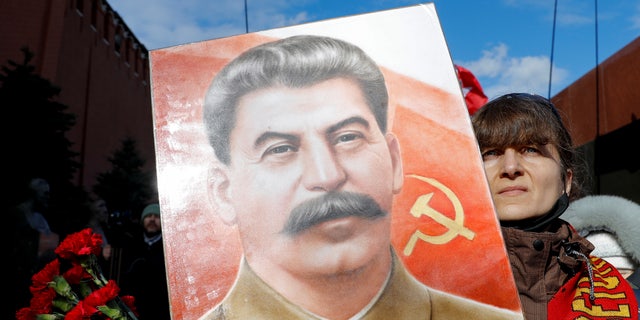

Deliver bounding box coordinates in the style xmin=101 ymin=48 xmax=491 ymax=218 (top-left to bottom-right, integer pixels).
xmin=403 ymin=174 xmax=475 ymax=256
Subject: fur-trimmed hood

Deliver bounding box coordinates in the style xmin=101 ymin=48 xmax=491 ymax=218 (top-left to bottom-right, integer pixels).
xmin=563 ymin=195 xmax=640 ymax=265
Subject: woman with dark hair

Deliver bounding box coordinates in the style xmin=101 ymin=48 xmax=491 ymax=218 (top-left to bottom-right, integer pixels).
xmin=472 ymin=93 xmax=637 ymax=320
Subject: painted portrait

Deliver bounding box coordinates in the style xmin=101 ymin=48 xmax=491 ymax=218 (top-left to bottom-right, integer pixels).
xmin=149 ymin=3 xmax=523 ymax=319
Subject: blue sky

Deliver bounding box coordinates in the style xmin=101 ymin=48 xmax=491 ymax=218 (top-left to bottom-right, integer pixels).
xmin=109 ymin=0 xmax=639 ymax=99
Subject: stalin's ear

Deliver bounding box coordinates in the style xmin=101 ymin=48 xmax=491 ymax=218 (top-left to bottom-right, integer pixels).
xmin=207 ymin=165 xmax=236 ymax=225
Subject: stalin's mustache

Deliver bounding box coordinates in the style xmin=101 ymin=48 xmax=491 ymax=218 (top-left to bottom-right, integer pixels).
xmin=281 ymin=191 xmax=387 ymax=236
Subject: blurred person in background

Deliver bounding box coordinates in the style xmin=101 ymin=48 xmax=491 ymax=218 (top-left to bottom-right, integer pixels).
xmin=120 ymin=203 xmax=170 ymax=319
xmin=85 ymin=195 xmax=115 ymax=277
xmin=10 ymin=177 xmax=60 ymax=317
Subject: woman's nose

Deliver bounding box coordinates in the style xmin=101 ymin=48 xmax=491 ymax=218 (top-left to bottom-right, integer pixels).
xmin=500 ymin=149 xmax=523 ymax=179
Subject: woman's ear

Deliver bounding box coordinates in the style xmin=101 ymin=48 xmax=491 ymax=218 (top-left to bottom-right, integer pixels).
xmin=207 ymin=165 xmax=236 ymax=225
xmin=564 ymin=169 xmax=573 ymax=195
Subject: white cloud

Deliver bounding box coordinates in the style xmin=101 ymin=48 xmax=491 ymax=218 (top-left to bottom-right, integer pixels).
xmin=108 ymin=0 xmax=315 ymax=50
xmin=249 ymin=9 xmax=311 ymax=33
xmin=459 ymin=43 xmax=568 ymax=99
xmin=462 ymin=43 xmax=509 ymax=79
xmin=556 ymin=12 xmax=592 ymax=26
xmin=109 ymin=0 xmax=249 ymax=49
xmin=631 ymin=3 xmax=640 ymax=29
xmin=554 ymin=0 xmax=593 ymax=27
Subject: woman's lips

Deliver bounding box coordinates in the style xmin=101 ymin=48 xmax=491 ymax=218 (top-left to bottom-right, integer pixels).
xmin=498 ymin=186 xmax=527 ymax=196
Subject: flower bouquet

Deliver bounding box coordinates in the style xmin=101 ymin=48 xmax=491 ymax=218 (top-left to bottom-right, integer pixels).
xmin=16 ymin=228 xmax=138 ymax=320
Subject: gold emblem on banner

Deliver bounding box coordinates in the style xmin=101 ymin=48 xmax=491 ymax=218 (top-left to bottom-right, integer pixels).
xmin=403 ymin=174 xmax=475 ymax=256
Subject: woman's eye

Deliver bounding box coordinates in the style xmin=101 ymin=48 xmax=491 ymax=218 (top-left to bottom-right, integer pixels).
xmin=523 ymin=146 xmax=539 ymax=154
xmin=482 ymin=149 xmax=499 ymax=158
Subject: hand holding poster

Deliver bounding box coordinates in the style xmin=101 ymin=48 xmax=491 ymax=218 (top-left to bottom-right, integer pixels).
xmin=149 ymin=3 xmax=523 ymax=319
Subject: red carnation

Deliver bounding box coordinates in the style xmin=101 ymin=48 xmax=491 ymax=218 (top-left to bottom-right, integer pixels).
xmin=64 ymin=263 xmax=91 ymax=285
xmin=15 ymin=307 xmax=37 ymax=320
xmin=66 ymin=300 xmax=100 ymax=319
xmin=30 ymin=259 xmax=59 ymax=293
xmin=55 ymin=228 xmax=103 ymax=259
xmin=17 ymin=228 xmax=138 ymax=319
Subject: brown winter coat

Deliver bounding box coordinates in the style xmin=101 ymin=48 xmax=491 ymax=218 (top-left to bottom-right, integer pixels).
xmin=503 ymin=219 xmax=637 ymax=319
